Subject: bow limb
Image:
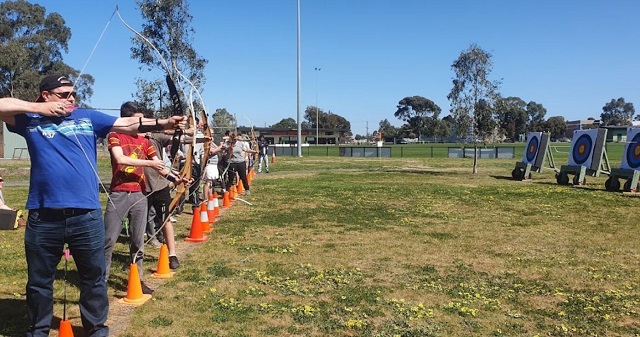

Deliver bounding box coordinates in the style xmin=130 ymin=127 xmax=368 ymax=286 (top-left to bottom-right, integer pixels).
xmin=116 ymin=7 xmax=186 ymax=159
xmin=200 ymin=109 xmax=212 ymax=174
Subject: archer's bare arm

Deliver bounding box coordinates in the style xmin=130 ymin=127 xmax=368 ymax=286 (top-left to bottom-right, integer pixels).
xmin=0 ymin=98 xmax=68 ymax=126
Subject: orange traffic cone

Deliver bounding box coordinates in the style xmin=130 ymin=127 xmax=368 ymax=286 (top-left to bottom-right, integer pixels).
xmin=207 ymin=194 xmax=217 ymax=224
xmin=199 ymin=202 xmax=211 ymax=233
xmin=229 ymin=185 xmax=236 ymax=201
xmin=271 ymin=149 xmax=276 ymax=163
xmin=152 ymin=244 xmax=174 ymax=279
xmin=247 ymin=170 xmax=253 ymax=185
xmin=118 ymin=263 xmax=152 ymax=305
xmin=222 ymin=191 xmax=230 ymax=208
xmin=237 ymin=180 xmax=245 ymax=194
xmin=185 ymin=206 xmax=208 ymax=243
xmin=212 ymin=191 xmax=220 ymax=216
xmin=58 ymin=319 xmax=74 ymax=337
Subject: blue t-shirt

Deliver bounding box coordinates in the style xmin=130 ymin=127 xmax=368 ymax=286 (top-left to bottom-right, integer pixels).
xmin=7 ymin=109 xmax=117 ymax=210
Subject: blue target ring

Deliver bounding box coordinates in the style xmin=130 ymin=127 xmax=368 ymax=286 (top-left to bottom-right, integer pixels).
xmin=626 ymin=132 xmax=640 ymax=168
xmin=572 ymin=134 xmax=593 ymax=165
xmin=525 ymin=136 xmax=539 ymax=162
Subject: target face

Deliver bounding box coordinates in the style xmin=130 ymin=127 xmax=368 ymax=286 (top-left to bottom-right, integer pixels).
xmin=621 ymin=128 xmax=640 ymax=170
xmin=572 ymin=134 xmax=593 ymax=165
xmin=568 ymin=129 xmax=598 ymax=167
xmin=522 ymin=132 xmax=541 ymax=164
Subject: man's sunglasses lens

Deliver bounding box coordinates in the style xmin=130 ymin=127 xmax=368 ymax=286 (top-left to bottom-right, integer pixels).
xmin=51 ymin=92 xmax=76 ymax=99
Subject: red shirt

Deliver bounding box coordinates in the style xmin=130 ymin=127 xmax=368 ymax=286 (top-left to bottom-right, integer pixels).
xmin=108 ymin=133 xmax=157 ymax=193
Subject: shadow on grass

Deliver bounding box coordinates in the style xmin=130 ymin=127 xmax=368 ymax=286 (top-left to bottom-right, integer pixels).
xmin=383 ymin=168 xmax=459 ymax=176
xmin=490 ymin=175 xmax=516 ymax=181
xmin=0 ymin=298 xmax=89 ymax=337
xmin=0 ymin=298 xmax=27 ymax=337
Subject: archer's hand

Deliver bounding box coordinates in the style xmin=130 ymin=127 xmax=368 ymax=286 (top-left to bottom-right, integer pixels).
xmin=37 ymin=101 xmax=72 ymax=118
xmin=166 ymin=115 xmax=187 ymax=131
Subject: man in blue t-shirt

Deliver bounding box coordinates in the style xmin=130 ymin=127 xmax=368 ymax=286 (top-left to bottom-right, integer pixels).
xmin=0 ymin=75 xmax=186 ymax=337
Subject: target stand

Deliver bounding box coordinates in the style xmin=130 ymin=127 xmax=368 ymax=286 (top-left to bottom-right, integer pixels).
xmin=556 ymin=128 xmax=610 ymax=186
xmin=512 ymin=132 xmax=556 ymax=181
xmin=604 ymin=168 xmax=640 ymax=192
xmin=604 ymin=127 xmax=640 ymax=192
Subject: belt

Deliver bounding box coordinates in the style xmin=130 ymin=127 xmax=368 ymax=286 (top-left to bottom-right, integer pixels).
xmin=38 ymin=208 xmax=93 ymax=218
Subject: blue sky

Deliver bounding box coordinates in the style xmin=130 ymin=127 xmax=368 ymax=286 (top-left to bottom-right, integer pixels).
xmin=31 ymin=0 xmax=640 ymax=136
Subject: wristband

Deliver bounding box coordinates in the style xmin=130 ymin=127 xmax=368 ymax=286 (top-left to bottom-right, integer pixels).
xmin=138 ymin=118 xmax=163 ymax=132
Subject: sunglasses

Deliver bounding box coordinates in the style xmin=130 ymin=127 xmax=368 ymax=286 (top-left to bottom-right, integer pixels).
xmin=49 ymin=91 xmax=76 ymax=99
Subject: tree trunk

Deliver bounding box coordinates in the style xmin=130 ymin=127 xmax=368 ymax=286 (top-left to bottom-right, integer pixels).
xmin=473 ymin=141 xmax=478 ymax=174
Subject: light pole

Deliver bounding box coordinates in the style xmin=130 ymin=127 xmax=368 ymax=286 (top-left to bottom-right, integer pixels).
xmin=314 ymin=67 xmax=321 ymax=145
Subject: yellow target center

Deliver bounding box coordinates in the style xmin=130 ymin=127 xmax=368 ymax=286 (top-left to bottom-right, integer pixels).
xmin=635 ymin=147 xmax=640 ymax=157
xmin=579 ymin=144 xmax=586 ymax=154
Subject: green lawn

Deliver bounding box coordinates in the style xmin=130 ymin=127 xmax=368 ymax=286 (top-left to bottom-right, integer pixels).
xmin=0 ymin=143 xmax=638 ymax=337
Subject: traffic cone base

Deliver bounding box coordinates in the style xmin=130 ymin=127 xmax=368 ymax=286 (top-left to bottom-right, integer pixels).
xmin=152 ymin=244 xmax=174 ymax=279
xmin=118 ymin=263 xmax=152 ymax=306
xmin=58 ymin=319 xmax=74 ymax=337
xmin=185 ymin=235 xmax=208 ymax=243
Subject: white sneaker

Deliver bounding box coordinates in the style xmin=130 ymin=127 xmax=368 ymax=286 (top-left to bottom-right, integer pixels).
xmin=170 ymin=217 xmax=177 ymax=223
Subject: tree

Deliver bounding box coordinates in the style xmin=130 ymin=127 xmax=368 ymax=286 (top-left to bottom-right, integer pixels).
xmin=0 ymin=0 xmax=94 ymax=104
xmin=447 ymin=43 xmax=501 ymax=173
xmin=130 ymin=0 xmax=208 ymax=116
xmin=475 ymin=99 xmax=498 ymax=142
xmin=526 ymin=101 xmax=547 ymax=131
xmin=601 ymin=97 xmax=635 ymax=126
xmin=211 ymin=108 xmax=235 ymax=137
xmin=495 ymin=96 xmax=527 ymax=142
xmin=394 ymin=96 xmax=441 ymax=140
xmin=271 ymin=118 xmax=297 ymax=128
xmin=378 ymin=119 xmax=398 ymax=138
xmin=545 ymin=116 xmax=567 ymax=140
xmin=304 ymin=105 xmax=323 ymax=127
xmin=434 ymin=119 xmax=452 ymax=142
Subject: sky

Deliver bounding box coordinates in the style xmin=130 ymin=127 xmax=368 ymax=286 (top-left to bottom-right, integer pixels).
xmin=29 ymin=0 xmax=640 ymax=136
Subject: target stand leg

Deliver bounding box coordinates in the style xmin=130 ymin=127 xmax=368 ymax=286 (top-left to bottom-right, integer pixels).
xmin=558 ymin=165 xmax=587 ymax=186
xmin=513 ymin=162 xmax=534 ymax=181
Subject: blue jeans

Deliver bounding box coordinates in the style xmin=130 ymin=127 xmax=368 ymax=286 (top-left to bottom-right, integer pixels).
xmin=24 ymin=209 xmax=109 ymax=337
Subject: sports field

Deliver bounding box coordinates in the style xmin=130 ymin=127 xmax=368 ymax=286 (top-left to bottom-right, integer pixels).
xmin=0 ymin=142 xmax=638 ymax=336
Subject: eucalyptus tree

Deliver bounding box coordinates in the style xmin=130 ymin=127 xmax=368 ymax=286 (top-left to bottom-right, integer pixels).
xmin=526 ymin=101 xmax=547 ymax=131
xmin=495 ymin=96 xmax=527 ymax=142
xmin=394 ymin=95 xmax=441 ymax=141
xmin=0 ymin=0 xmax=94 ymax=105
xmin=447 ymin=44 xmax=501 ymax=173
xmin=378 ymin=119 xmax=399 ymax=138
xmin=601 ymin=97 xmax=635 ymax=126
xmin=130 ymin=0 xmax=208 ymax=117
xmin=211 ymin=108 xmax=236 ymax=134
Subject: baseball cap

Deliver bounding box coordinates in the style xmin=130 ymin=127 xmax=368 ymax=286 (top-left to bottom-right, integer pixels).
xmin=36 ymin=75 xmax=74 ymax=102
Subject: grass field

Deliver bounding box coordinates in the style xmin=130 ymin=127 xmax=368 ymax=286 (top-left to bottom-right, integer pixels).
xmin=0 ymin=142 xmax=639 ymax=337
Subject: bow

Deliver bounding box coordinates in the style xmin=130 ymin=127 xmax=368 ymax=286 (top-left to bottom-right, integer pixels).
xmin=243 ymin=113 xmax=258 ymax=167
xmin=116 ymin=7 xmax=195 ymax=221
xmin=200 ymin=109 xmax=213 ymax=174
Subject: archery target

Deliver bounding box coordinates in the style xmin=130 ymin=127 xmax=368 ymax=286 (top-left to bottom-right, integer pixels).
xmin=568 ymin=129 xmax=598 ymax=167
xmin=621 ymin=127 xmax=640 ymax=170
xmin=522 ymin=132 xmax=542 ymax=164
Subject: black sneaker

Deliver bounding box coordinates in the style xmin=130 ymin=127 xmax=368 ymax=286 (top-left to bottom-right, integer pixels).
xmin=169 ymin=255 xmax=180 ymax=269
xmin=141 ymin=282 xmax=155 ymax=296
